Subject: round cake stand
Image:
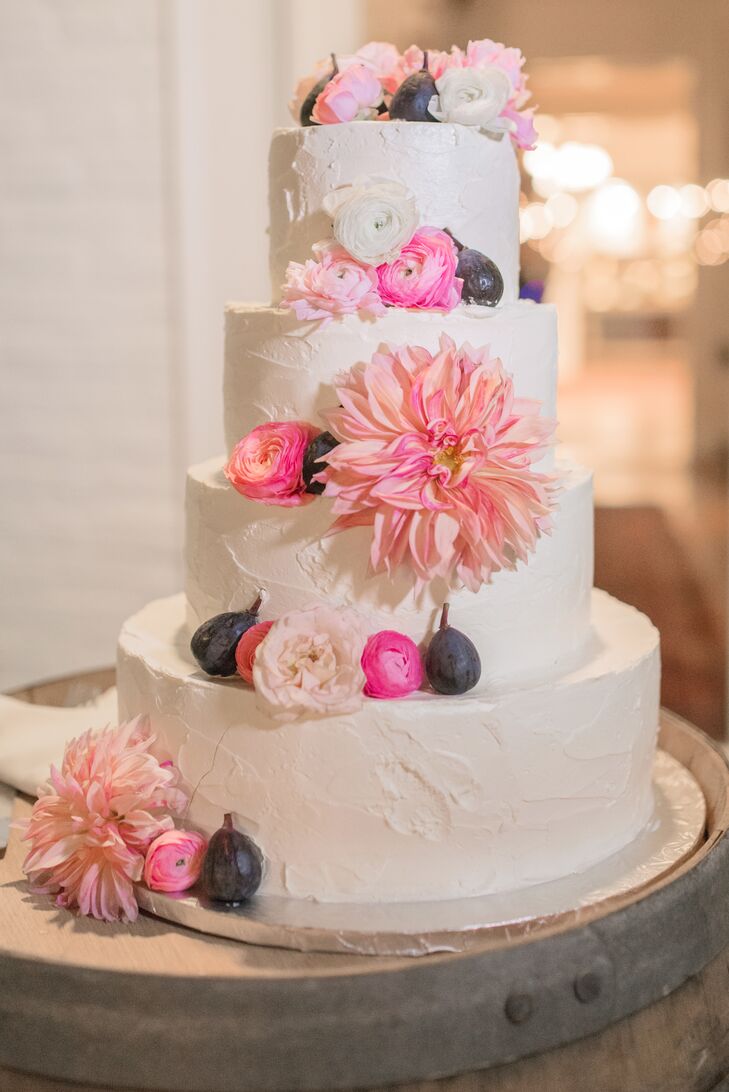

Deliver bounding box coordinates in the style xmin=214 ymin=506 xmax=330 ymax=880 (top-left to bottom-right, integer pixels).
xmin=134 ymin=747 xmax=706 ymax=957
xmin=1 ymin=673 xmax=729 ymax=1092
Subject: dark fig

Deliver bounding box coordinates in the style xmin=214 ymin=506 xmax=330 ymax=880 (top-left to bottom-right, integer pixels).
xmin=425 ymin=603 xmax=481 ymax=695
xmin=456 ymin=248 xmax=504 ymax=307
xmin=300 ymin=53 xmax=338 ymax=127
xmin=390 ymin=52 xmax=439 ymax=123
xmin=202 ymin=813 xmax=263 ymax=904
xmin=303 ymin=430 xmax=339 ymax=495
xmin=190 ymin=595 xmax=262 ymax=677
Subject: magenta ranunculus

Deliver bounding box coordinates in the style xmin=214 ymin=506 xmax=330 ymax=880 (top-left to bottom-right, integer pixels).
xmin=282 ymin=241 xmax=385 ymax=324
xmin=361 ymin=631 xmax=424 ymax=699
xmin=235 ymin=620 xmax=275 ymax=684
xmin=312 ymin=63 xmax=384 ymax=125
xmin=225 ymin=421 xmax=318 ymax=507
xmin=143 ymin=829 xmax=207 ymax=893
xmin=376 ymin=228 xmax=462 ymax=311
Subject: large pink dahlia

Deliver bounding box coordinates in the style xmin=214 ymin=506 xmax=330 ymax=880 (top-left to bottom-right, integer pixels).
xmin=22 ymin=718 xmax=187 ymax=923
xmin=319 ymin=336 xmax=559 ymax=592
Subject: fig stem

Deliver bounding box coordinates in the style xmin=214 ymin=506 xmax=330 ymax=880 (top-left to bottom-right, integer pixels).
xmin=330 ymin=52 xmax=339 ymax=75
xmin=223 ymin=813 xmax=233 ymax=831
xmin=422 ymin=50 xmax=429 ymax=72
xmin=440 ymin=602 xmax=451 ymax=630
xmin=250 ymin=593 xmax=263 ymax=615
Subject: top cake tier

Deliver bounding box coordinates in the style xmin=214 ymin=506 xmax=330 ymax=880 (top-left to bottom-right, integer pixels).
xmin=268 ymin=123 xmax=520 ymax=304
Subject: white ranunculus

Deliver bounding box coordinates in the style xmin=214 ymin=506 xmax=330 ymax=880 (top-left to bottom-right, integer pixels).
xmin=428 ymin=66 xmax=513 ymax=133
xmin=323 ymin=180 xmax=419 ymax=266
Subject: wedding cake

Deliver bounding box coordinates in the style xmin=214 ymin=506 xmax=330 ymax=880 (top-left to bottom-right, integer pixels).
xmin=116 ymin=39 xmax=660 ymax=905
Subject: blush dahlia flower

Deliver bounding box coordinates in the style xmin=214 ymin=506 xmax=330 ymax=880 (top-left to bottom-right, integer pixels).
xmin=21 ymin=718 xmax=187 ymax=923
xmin=319 ymin=335 xmax=559 ymax=592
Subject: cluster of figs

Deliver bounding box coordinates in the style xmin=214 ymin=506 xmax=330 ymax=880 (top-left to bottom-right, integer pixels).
xmin=191 ymin=597 xmax=481 ymax=696
xmin=299 ymin=53 xmax=504 ymax=309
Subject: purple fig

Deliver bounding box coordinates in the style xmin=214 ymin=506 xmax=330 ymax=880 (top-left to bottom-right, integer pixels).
xmin=202 ymin=814 xmax=263 ymax=904
xmin=390 ymin=52 xmax=439 ymax=123
xmin=190 ymin=595 xmax=262 ymax=677
xmin=425 ymin=603 xmax=481 ymax=695
xmin=303 ymin=430 xmax=339 ymax=494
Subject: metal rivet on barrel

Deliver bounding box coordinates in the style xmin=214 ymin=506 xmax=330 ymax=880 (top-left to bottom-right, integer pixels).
xmin=574 ymin=971 xmax=602 ymax=1003
xmin=504 ymin=992 xmax=533 ymax=1024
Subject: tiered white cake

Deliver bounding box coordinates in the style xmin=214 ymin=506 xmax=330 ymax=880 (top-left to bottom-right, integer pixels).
xmin=117 ymin=122 xmax=660 ymax=904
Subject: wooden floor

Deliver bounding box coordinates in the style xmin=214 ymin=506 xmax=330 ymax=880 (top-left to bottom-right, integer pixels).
xmin=560 ymin=350 xmax=727 ymax=739
xmin=595 ymin=504 xmax=726 ymax=737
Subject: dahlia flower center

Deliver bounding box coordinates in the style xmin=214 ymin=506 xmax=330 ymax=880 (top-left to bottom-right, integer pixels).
xmin=433 ymin=444 xmax=465 ymax=473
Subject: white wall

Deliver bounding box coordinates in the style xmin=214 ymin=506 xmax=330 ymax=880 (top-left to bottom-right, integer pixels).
xmin=0 ymin=0 xmax=363 ymax=690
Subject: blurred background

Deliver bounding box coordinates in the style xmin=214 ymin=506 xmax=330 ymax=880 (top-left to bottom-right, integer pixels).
xmin=1 ymin=1 xmax=726 ymax=735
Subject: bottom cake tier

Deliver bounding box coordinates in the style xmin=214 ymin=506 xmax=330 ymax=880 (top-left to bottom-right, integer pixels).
xmin=117 ymin=590 xmax=660 ymax=904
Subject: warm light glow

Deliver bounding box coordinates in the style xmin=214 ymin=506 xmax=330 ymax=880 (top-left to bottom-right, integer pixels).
xmin=647 ymin=185 xmax=681 ymax=220
xmin=586 ymin=180 xmax=643 ymax=256
xmin=520 ymin=202 xmax=555 ymax=242
xmin=553 ymin=143 xmax=613 ymax=192
xmin=546 ymin=191 xmax=579 ymax=228
xmin=523 ymin=141 xmax=613 ymax=194
xmin=707 ymin=179 xmax=729 ymax=213
xmin=678 ymin=184 xmax=709 ymax=218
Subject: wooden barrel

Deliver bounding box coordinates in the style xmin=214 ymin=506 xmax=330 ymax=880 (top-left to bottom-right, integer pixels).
xmin=1 ymin=671 xmax=729 ymax=1092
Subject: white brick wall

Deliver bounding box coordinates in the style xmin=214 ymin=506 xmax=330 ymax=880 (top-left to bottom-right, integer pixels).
xmin=0 ymin=0 xmax=180 ymax=689
xmin=0 ymin=0 xmax=364 ymax=691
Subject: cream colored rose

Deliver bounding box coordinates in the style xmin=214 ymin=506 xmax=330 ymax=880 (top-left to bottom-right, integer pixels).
xmin=323 ymin=180 xmax=419 ymax=265
xmin=428 ymin=66 xmax=512 ymax=133
xmin=253 ymin=605 xmax=369 ymax=722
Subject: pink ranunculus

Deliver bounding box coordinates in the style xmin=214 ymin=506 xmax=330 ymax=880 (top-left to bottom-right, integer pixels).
xmin=361 ymin=631 xmax=424 ymax=699
xmin=321 ymin=335 xmax=559 ymax=593
xmin=312 ymin=63 xmax=384 ymax=125
xmin=282 ymin=241 xmax=385 ymax=324
xmin=235 ymin=620 xmax=275 ymax=684
xmin=501 ymin=103 xmax=538 ymax=151
xmin=21 ymin=718 xmax=188 ymax=923
xmin=143 ymin=829 xmax=207 ymax=893
xmin=253 ymin=605 xmax=369 ymax=722
xmin=354 ymin=41 xmax=402 ymax=94
xmin=225 ymin=421 xmax=318 ymax=507
xmin=395 ymin=44 xmax=463 ymax=84
xmin=377 ymin=228 xmax=462 ymax=311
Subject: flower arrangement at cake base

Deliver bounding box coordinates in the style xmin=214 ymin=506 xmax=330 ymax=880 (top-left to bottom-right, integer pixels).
xmin=19 ymin=717 xmax=265 ymax=923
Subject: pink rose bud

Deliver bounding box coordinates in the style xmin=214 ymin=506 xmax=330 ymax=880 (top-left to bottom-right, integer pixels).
xmin=235 ymin=620 xmax=275 ymax=684
xmin=361 ymin=630 xmax=424 ymax=699
xmin=312 ymin=63 xmax=384 ymax=125
xmin=225 ymin=421 xmax=318 ymax=507
xmin=143 ymin=829 xmax=207 ymax=893
xmin=377 ymin=227 xmax=462 ymax=311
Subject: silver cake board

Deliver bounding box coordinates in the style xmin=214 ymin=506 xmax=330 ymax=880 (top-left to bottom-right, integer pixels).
xmin=136 ymin=747 xmax=705 ymax=957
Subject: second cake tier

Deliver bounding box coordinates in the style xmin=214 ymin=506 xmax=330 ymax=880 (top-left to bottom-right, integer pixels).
xmin=186 ymin=457 xmax=593 ymax=690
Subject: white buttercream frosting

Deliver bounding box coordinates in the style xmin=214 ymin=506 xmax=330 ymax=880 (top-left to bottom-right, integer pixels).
xmin=268 ymin=123 xmax=520 ymax=303
xmin=117 ymin=589 xmax=660 ymax=903
xmin=185 ymin=457 xmax=593 ymax=689
xmin=223 ymin=301 xmax=558 ymax=470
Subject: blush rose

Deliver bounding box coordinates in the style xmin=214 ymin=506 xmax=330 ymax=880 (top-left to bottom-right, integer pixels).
xmin=361 ymin=630 xmax=424 ymax=698
xmin=282 ymin=241 xmax=385 ymax=323
xmin=225 ymin=421 xmax=318 ymax=507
